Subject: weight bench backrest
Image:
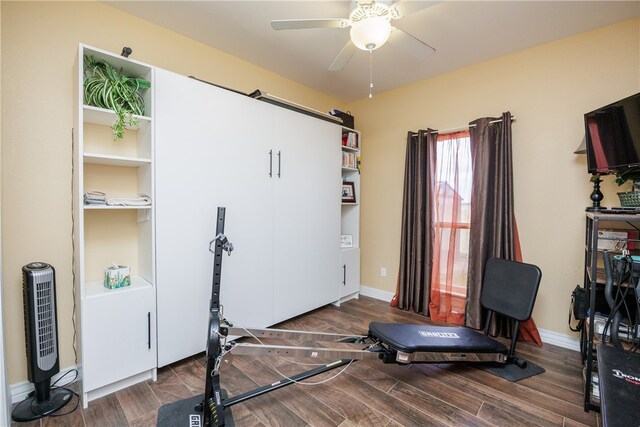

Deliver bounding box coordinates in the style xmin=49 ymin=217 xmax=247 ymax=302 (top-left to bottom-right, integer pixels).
xmin=481 ymin=258 xmax=542 ymax=322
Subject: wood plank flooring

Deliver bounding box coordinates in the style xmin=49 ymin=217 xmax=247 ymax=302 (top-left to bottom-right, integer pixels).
xmin=11 ymin=296 xmax=599 ymax=426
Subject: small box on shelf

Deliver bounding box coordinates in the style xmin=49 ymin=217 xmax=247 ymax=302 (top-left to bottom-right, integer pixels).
xmin=104 ymin=265 xmax=131 ymax=289
xmin=340 ymin=234 xmax=353 ymax=248
xmin=597 ymin=229 xmax=638 ymax=251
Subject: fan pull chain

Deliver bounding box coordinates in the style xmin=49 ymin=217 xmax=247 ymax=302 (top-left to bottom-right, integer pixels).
xmin=369 ymin=48 xmax=374 ymax=99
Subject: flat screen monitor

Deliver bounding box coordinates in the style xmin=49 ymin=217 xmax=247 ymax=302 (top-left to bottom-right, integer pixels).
xmin=585 ymin=92 xmax=640 ymax=173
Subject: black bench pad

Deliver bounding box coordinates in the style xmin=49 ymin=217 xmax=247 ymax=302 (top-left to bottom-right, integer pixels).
xmin=369 ymin=322 xmax=508 ymax=354
xmin=597 ymin=344 xmax=640 ymax=427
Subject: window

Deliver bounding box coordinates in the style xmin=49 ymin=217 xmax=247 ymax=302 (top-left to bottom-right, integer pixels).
xmin=430 ymin=131 xmax=472 ymax=324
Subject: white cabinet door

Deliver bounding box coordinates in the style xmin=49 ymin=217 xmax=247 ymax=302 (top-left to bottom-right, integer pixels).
xmin=156 ymin=70 xmax=343 ymax=362
xmin=82 ymin=287 xmax=155 ymax=391
xmin=155 ymin=70 xmax=274 ymax=366
xmin=272 ymin=108 xmax=341 ymax=322
xmin=340 ymin=248 xmax=360 ymax=298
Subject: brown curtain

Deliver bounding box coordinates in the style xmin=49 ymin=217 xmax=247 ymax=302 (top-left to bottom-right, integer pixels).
xmin=391 ymin=130 xmax=437 ymax=314
xmin=465 ymin=112 xmax=541 ymax=345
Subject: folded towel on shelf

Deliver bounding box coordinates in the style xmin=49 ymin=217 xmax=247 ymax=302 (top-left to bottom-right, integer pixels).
xmin=106 ymin=195 xmax=152 ymax=207
xmin=84 ymin=191 xmax=106 ymax=205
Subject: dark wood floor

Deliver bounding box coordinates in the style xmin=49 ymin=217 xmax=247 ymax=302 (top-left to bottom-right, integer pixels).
xmin=12 ymin=296 xmax=599 ymax=426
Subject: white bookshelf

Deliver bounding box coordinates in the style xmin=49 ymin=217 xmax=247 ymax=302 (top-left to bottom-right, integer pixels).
xmin=340 ymin=128 xmax=361 ymax=300
xmin=73 ymin=44 xmax=156 ymax=407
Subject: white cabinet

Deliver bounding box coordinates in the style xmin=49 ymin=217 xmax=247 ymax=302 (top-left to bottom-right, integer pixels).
xmin=272 ymin=107 xmax=341 ymax=322
xmin=82 ymin=284 xmax=155 ymax=391
xmin=340 ymin=128 xmax=361 ymax=302
xmin=341 ymin=248 xmax=361 ymax=298
xmin=154 ymin=69 xmax=275 ymax=366
xmin=73 ymin=45 xmax=156 ymax=407
xmin=155 ymin=70 xmax=341 ymax=366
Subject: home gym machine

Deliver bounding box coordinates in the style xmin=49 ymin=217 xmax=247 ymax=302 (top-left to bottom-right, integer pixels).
xmin=157 ymin=207 xmax=542 ymax=427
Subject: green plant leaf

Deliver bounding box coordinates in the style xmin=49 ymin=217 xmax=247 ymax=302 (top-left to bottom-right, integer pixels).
xmin=83 ymin=55 xmax=150 ymax=140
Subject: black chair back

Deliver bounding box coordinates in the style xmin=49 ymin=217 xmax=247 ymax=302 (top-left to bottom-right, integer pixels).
xmin=480 ymin=258 xmax=542 ymax=363
xmin=481 ymin=258 xmax=542 ymax=322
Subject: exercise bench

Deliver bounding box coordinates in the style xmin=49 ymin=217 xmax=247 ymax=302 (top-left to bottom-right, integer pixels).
xmin=157 ymin=207 xmax=542 ymax=427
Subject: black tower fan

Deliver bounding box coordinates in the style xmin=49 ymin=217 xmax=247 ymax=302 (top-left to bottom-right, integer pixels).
xmin=12 ymin=262 xmax=72 ymax=422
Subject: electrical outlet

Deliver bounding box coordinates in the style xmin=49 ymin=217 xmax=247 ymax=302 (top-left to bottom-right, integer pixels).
xmin=380 ymin=267 xmax=387 ymax=277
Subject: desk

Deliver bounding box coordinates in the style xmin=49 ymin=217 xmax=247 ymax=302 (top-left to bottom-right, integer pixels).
xmin=597 ymin=344 xmax=640 ymax=427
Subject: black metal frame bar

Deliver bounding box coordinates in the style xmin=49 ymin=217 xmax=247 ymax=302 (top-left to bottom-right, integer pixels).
xmin=202 ymin=207 xmax=227 ymax=426
xmin=222 ymin=359 xmax=352 ymax=409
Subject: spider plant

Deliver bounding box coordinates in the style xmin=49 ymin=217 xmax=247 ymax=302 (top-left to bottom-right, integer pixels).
xmin=84 ymin=55 xmax=151 ymax=140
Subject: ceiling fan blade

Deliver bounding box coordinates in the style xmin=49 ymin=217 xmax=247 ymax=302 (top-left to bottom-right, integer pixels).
xmin=271 ymin=18 xmax=350 ymax=30
xmin=329 ymin=40 xmax=357 ymax=71
xmin=388 ymin=27 xmax=436 ymax=60
xmin=390 ymin=1 xmax=441 ymax=18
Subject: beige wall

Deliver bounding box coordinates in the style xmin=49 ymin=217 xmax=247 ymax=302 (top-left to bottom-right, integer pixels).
xmin=0 ymin=1 xmax=343 ymax=384
xmin=346 ymin=18 xmax=640 ymax=337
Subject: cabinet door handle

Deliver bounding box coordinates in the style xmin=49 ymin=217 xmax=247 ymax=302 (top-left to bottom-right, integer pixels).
xmin=342 ymin=265 xmax=346 ymax=285
xmin=147 ymin=312 xmax=151 ymax=349
xmin=277 ymin=151 xmax=281 ymax=178
xmin=269 ymin=150 xmax=273 ymax=177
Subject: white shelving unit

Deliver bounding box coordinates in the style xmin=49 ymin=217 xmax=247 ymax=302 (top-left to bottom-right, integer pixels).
xmin=73 ymin=44 xmax=156 ymax=407
xmin=340 ymin=128 xmax=361 ymax=300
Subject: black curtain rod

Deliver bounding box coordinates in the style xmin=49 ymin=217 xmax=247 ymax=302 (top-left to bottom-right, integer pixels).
xmin=412 ymin=116 xmax=516 ymax=136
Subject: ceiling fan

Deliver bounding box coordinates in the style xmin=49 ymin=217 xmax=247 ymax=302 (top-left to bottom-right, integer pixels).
xmin=271 ymin=1 xmax=437 ymax=71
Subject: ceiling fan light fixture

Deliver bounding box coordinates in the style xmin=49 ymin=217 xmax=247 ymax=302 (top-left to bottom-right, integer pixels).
xmin=350 ymin=16 xmax=391 ymax=51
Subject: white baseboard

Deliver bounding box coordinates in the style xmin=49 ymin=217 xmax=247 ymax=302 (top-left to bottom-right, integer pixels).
xmin=537 ymin=328 xmax=580 ymax=352
xmin=359 ymin=285 xmax=394 ymax=302
xmin=10 ymin=365 xmax=79 ymax=404
xmin=359 ymin=285 xmax=580 ymax=352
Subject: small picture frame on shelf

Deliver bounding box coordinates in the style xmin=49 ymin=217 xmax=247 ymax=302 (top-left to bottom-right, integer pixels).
xmin=341 ymin=234 xmax=353 ymax=248
xmin=342 ymin=181 xmax=356 ymax=203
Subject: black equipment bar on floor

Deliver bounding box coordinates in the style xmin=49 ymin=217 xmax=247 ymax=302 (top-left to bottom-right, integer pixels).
xmin=222 ymin=359 xmax=352 ymax=409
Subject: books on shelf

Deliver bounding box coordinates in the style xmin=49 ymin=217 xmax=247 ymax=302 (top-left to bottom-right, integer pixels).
xmin=342 ymin=132 xmax=358 ymax=149
xmin=342 ymin=151 xmax=357 ymax=169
